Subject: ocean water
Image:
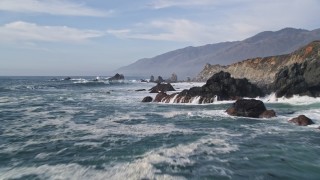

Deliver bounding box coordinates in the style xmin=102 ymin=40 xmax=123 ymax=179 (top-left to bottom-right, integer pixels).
xmin=1 ymin=76 xmax=320 ymax=180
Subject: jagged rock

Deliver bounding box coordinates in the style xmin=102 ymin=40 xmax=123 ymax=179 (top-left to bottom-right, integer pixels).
xmin=149 ymin=83 xmax=175 ymax=93
xmin=152 ymin=71 xmax=264 ymax=104
xmin=226 ymin=99 xmax=276 ymax=118
xmin=202 ymin=71 xmax=264 ymax=100
xmin=64 ymin=77 xmax=71 ymax=81
xmin=168 ymin=73 xmax=178 ymax=83
xmin=155 ymin=76 xmax=164 ymax=83
xmin=289 ymin=115 xmax=315 ymax=126
xmin=154 ymin=92 xmax=169 ymax=102
xmin=142 ymin=96 xmax=153 ymax=102
xmin=273 ymin=56 xmax=320 ymax=97
xmin=150 ymin=75 xmax=155 ymax=82
xmin=108 ymin=73 xmax=124 ymax=81
xmin=140 ymin=79 xmax=148 ymax=82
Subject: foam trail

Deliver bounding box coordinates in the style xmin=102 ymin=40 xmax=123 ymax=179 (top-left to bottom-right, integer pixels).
xmin=169 ymin=94 xmax=178 ymax=103
xmin=191 ymin=96 xmax=201 ymax=104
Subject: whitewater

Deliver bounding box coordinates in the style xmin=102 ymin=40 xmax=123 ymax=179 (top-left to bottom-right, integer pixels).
xmin=0 ymin=76 xmax=320 ymax=180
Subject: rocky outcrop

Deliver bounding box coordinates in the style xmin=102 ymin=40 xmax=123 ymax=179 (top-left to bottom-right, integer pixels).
xmin=155 ymin=76 xmax=164 ymax=83
xmin=273 ymin=57 xmax=320 ymax=97
xmin=289 ymin=115 xmax=314 ymax=126
xmin=64 ymin=77 xmax=71 ymax=81
xmin=149 ymin=83 xmax=175 ymax=93
xmin=149 ymin=75 xmax=155 ymax=82
xmin=153 ymin=71 xmax=264 ymax=104
xmin=195 ymin=41 xmax=320 ymax=89
xmin=142 ymin=96 xmax=153 ymax=102
xmin=108 ymin=73 xmax=124 ymax=81
xmin=167 ymin=73 xmax=178 ymax=83
xmin=226 ymin=99 xmax=276 ymax=118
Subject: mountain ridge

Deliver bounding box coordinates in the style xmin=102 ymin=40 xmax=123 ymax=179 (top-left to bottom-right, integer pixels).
xmin=117 ymin=27 xmax=320 ymax=79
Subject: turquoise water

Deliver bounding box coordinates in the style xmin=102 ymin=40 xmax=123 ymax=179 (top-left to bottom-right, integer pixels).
xmin=0 ymin=77 xmax=320 ymax=180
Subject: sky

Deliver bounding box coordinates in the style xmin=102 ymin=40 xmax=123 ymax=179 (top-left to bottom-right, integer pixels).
xmin=0 ymin=0 xmax=320 ymax=76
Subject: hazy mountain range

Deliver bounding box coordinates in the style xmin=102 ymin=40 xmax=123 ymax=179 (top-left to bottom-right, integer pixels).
xmin=117 ymin=28 xmax=320 ymax=79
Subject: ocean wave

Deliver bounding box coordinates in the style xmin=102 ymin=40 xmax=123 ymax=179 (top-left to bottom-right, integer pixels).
xmin=100 ymin=135 xmax=237 ymax=180
xmin=259 ymin=93 xmax=320 ymax=106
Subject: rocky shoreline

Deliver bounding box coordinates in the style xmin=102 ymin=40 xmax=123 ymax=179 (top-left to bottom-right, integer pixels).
xmin=140 ymin=41 xmax=320 ymax=127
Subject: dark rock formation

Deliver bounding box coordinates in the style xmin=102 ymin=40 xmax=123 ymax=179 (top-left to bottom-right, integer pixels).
xmin=289 ymin=115 xmax=314 ymax=126
xmin=140 ymin=79 xmax=148 ymax=83
xmin=273 ymin=51 xmax=320 ymax=97
xmin=226 ymin=99 xmax=276 ymax=118
xmin=135 ymin=89 xmax=146 ymax=92
xmin=149 ymin=83 xmax=175 ymax=93
xmin=64 ymin=77 xmax=71 ymax=81
xmin=108 ymin=73 xmax=124 ymax=81
xmin=154 ymin=92 xmax=169 ymax=102
xmin=142 ymin=96 xmax=153 ymax=102
xmin=167 ymin=73 xmax=178 ymax=83
xmin=150 ymin=75 xmax=155 ymax=82
xmin=155 ymin=76 xmax=164 ymax=83
xmin=153 ymin=71 xmax=264 ymax=103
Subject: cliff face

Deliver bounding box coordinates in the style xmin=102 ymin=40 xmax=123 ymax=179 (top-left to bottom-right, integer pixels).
xmin=195 ymin=41 xmax=320 ymax=86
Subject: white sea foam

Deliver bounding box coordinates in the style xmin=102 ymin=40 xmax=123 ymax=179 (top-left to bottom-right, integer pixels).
xmin=259 ymin=93 xmax=320 ymax=105
xmin=35 ymin=153 xmax=51 ymax=160
xmin=190 ymin=96 xmax=201 ymax=104
xmin=171 ymin=82 xmax=205 ymax=91
xmin=102 ymin=134 xmax=236 ymax=179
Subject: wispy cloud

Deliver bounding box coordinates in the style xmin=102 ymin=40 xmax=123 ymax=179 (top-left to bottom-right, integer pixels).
xmin=107 ymin=19 xmax=256 ymax=44
xmin=0 ymin=0 xmax=111 ymax=17
xmin=0 ymin=21 xmax=105 ymax=44
xmin=107 ymin=19 xmax=212 ymax=43
xmin=148 ymin=0 xmax=219 ymax=9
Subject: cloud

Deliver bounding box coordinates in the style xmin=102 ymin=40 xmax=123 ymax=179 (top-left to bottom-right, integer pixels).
xmin=148 ymin=0 xmax=218 ymax=9
xmin=107 ymin=19 xmax=215 ymax=44
xmin=0 ymin=0 xmax=111 ymax=17
xmin=135 ymin=0 xmax=320 ymax=45
xmin=107 ymin=19 xmax=259 ymax=44
xmin=0 ymin=21 xmax=105 ymax=44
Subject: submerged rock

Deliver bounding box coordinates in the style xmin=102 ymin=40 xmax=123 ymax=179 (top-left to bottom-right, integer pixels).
xmin=64 ymin=77 xmax=71 ymax=81
xmin=259 ymin=110 xmax=277 ymax=118
xmin=135 ymin=89 xmax=146 ymax=92
xmin=149 ymin=83 xmax=175 ymax=93
xmin=226 ymin=99 xmax=276 ymax=118
xmin=142 ymin=96 xmax=153 ymax=102
xmin=289 ymin=115 xmax=314 ymax=126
